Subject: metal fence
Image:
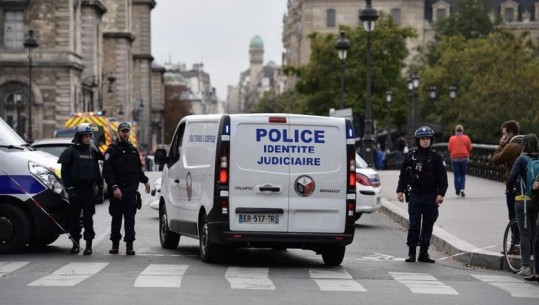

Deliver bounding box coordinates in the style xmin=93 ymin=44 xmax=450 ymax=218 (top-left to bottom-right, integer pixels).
xmin=385 ymin=143 xmax=504 ymax=182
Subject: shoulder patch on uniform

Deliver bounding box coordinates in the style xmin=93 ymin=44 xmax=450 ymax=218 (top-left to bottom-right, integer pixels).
xmin=105 ymin=153 xmax=110 ymax=160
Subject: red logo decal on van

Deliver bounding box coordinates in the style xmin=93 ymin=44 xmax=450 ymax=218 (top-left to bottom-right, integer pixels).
xmin=294 ymin=175 xmax=315 ymax=197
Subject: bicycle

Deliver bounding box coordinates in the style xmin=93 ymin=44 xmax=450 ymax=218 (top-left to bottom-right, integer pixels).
xmin=502 ymin=218 xmax=522 ymax=273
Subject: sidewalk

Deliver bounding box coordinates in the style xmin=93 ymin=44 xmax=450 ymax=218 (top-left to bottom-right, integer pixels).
xmin=378 ymin=170 xmax=507 ymax=270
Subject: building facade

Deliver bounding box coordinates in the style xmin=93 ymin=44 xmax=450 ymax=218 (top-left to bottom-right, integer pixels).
xmin=0 ymin=0 xmax=165 ymax=152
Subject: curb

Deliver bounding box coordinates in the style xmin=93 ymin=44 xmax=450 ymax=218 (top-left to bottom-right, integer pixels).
xmin=380 ymin=198 xmax=504 ymax=270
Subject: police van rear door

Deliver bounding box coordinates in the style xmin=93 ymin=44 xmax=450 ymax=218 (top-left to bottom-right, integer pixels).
xmin=228 ymin=114 xmax=290 ymax=232
xmin=287 ymin=116 xmax=347 ymax=233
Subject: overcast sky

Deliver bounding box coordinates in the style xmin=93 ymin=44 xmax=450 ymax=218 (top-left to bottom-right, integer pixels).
xmin=151 ymin=0 xmax=288 ymax=101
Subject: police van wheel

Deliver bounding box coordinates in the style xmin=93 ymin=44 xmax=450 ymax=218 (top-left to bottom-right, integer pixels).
xmin=354 ymin=213 xmax=363 ymax=222
xmin=321 ymin=246 xmax=346 ymax=266
xmin=0 ymin=204 xmax=31 ymax=253
xmin=199 ymin=213 xmax=217 ymax=263
xmin=30 ymin=234 xmax=60 ymax=247
xmin=159 ymin=205 xmax=180 ymax=249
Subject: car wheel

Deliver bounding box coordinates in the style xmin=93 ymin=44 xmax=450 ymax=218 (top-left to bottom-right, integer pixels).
xmin=321 ymin=246 xmax=346 ymax=266
xmin=30 ymin=234 xmax=60 ymax=247
xmin=159 ymin=204 xmax=180 ymax=249
xmin=354 ymin=212 xmax=363 ymax=222
xmin=0 ymin=204 xmax=31 ymax=253
xmin=199 ymin=212 xmax=218 ymax=263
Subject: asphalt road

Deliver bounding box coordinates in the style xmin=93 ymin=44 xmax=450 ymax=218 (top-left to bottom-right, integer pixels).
xmin=0 ymin=172 xmax=538 ymax=304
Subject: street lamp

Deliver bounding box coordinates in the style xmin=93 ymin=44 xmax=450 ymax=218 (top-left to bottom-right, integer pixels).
xmin=359 ymin=0 xmax=379 ymax=167
xmin=407 ymin=79 xmax=413 ymax=135
xmin=23 ymin=30 xmax=39 ymax=143
xmin=411 ymin=74 xmax=420 ymax=129
xmin=385 ymin=90 xmax=392 ymax=152
xmin=335 ymin=31 xmax=350 ymax=110
xmin=449 ymin=85 xmax=457 ymax=100
xmin=428 ymin=86 xmax=437 ymax=102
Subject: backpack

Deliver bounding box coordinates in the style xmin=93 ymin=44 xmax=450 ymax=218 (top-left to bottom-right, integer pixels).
xmin=520 ymin=155 xmax=539 ymax=197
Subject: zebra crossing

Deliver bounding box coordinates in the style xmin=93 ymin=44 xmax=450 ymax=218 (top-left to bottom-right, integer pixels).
xmin=1 ymin=261 xmax=538 ymax=298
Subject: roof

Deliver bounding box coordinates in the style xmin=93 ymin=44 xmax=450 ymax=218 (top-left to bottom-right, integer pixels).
xmin=249 ymin=35 xmax=264 ymax=49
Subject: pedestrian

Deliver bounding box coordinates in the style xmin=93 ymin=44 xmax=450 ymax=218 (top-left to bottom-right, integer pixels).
xmin=447 ymin=124 xmax=472 ymax=197
xmin=103 ymin=122 xmax=150 ymax=255
xmin=58 ymin=123 xmax=103 ymax=255
xmin=394 ymin=133 xmax=408 ymax=170
xmin=525 ymin=179 xmax=539 ymax=282
xmin=396 ymin=126 xmax=448 ymax=263
xmin=506 ymin=133 xmax=539 ymax=276
xmin=492 ymin=120 xmax=523 ymax=253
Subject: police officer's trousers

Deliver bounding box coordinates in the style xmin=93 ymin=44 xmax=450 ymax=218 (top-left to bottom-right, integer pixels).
xmin=69 ymin=184 xmax=96 ymax=241
xmin=407 ymin=192 xmax=439 ymax=249
xmin=109 ymin=184 xmax=137 ymax=243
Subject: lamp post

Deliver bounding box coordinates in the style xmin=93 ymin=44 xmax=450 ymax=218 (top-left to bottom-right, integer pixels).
xmin=335 ymin=31 xmax=350 ymax=110
xmin=23 ymin=30 xmax=38 ymax=143
xmin=411 ymin=74 xmax=420 ymax=129
xmin=359 ymin=0 xmax=379 ymax=167
xmin=428 ymin=86 xmax=437 ymax=102
xmin=449 ymin=85 xmax=457 ymax=100
xmin=407 ymin=79 xmax=413 ymax=135
xmin=385 ymin=90 xmax=392 ymax=151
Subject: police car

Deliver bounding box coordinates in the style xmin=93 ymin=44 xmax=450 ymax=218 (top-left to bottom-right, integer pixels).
xmin=155 ymin=114 xmax=356 ymax=265
xmin=0 ymin=118 xmax=70 ymax=253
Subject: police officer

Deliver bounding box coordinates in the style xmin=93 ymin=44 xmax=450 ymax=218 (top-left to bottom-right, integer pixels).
xmin=58 ymin=123 xmax=104 ymax=255
xmin=396 ymin=126 xmax=448 ymax=263
xmin=103 ymin=122 xmax=150 ymax=255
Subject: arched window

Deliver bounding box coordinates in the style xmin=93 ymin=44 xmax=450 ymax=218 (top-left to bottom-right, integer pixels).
xmin=3 ymin=91 xmax=27 ymax=136
xmin=500 ymin=0 xmax=519 ymax=22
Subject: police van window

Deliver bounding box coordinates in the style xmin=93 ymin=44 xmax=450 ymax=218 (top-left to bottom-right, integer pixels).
xmin=169 ymin=122 xmax=185 ymax=164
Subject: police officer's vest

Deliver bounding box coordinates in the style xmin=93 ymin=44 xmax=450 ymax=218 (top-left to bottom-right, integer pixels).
xmin=108 ymin=142 xmax=141 ymax=184
xmin=70 ymin=145 xmax=100 ymax=184
xmin=409 ymin=150 xmax=436 ymax=192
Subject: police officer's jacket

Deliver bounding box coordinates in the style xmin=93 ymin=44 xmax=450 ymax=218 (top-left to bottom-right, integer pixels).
xmin=102 ymin=139 xmax=148 ymax=189
xmin=396 ymin=147 xmax=448 ymax=196
xmin=58 ymin=142 xmax=103 ymax=189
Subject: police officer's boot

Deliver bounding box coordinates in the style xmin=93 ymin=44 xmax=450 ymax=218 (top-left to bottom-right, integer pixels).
xmin=83 ymin=240 xmax=92 ymax=255
xmin=70 ymin=240 xmax=80 ymax=254
xmin=109 ymin=241 xmax=119 ymax=254
xmin=418 ymin=247 xmax=435 ymax=263
xmin=126 ymin=242 xmax=135 ymax=256
xmin=405 ymin=247 xmax=416 ymax=262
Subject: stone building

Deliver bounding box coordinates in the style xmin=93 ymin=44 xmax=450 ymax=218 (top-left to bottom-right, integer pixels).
xmin=227 ymin=35 xmax=286 ymax=113
xmin=0 ymin=0 xmax=165 ymax=152
xmin=282 ymin=0 xmax=539 ymax=88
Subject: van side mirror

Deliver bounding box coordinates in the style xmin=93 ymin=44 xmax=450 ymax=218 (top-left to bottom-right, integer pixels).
xmin=154 ymin=148 xmax=168 ymax=165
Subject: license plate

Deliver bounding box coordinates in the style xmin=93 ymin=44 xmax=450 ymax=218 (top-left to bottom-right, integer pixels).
xmin=238 ymin=214 xmax=279 ymax=224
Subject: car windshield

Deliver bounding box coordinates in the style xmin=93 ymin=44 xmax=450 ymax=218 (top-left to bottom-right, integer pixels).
xmin=33 ymin=145 xmax=69 ymax=157
xmin=355 ymin=153 xmax=369 ymax=169
xmin=0 ymin=117 xmax=28 ymax=146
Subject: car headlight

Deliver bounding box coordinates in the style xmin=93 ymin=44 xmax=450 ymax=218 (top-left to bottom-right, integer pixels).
xmin=28 ymin=161 xmax=64 ymax=194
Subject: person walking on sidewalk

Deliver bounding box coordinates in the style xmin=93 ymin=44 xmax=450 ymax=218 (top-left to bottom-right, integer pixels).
xmin=492 ymin=120 xmax=523 ymax=253
xmin=58 ymin=123 xmax=103 ymax=255
xmin=448 ymin=124 xmax=472 ymax=197
xmin=397 ymin=126 xmax=448 ymax=263
xmin=103 ymin=122 xmax=150 ymax=255
xmin=507 ymin=133 xmax=539 ymax=276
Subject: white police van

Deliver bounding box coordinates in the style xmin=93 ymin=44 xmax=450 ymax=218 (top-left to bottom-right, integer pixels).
xmin=0 ymin=117 xmax=70 ymax=253
xmin=155 ymin=114 xmax=356 ymax=265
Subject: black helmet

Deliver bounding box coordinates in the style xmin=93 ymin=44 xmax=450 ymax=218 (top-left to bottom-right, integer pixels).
xmin=75 ymin=123 xmax=98 ymax=136
xmin=414 ymin=126 xmax=434 ymax=139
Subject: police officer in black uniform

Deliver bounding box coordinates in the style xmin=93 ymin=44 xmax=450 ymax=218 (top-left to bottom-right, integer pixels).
xmin=58 ymin=123 xmax=104 ymax=255
xmin=103 ymin=122 xmax=150 ymax=255
xmin=396 ymin=126 xmax=448 ymax=263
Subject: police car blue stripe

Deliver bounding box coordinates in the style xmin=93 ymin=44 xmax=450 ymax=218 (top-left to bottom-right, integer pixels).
xmin=0 ymin=175 xmax=47 ymax=195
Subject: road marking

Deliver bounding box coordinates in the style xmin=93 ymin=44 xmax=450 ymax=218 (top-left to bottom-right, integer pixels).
xmin=27 ymin=262 xmax=108 ymax=287
xmin=225 ymin=267 xmax=274 ymax=290
xmin=134 ymin=264 xmax=189 ymax=288
xmin=356 ymin=253 xmax=405 ymax=262
xmin=472 ymin=274 xmax=539 ymax=298
xmin=309 ymin=268 xmax=366 ymax=292
xmin=390 ymin=272 xmax=458 ymax=295
xmin=0 ymin=262 xmax=29 ymax=278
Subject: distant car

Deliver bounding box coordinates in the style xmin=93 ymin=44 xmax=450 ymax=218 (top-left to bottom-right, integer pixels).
xmin=32 ymin=137 xmax=107 ymax=203
xmin=355 ymin=153 xmax=382 ymax=221
xmin=149 ymin=177 xmax=161 ymax=211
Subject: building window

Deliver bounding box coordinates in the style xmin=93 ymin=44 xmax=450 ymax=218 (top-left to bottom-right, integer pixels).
xmin=505 ymin=8 xmax=514 ymax=22
xmin=4 ymin=11 xmax=24 ymax=49
xmin=391 ymin=8 xmax=401 ymax=25
xmin=326 ymin=9 xmax=336 ymax=27
xmin=436 ymin=8 xmax=447 ymax=21
xmin=501 ymin=1 xmax=519 ymax=22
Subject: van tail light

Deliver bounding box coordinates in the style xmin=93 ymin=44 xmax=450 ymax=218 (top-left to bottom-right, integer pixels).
xmin=218 ymin=148 xmax=229 ymax=184
xmin=347 ymin=200 xmax=356 ymax=217
xmin=356 ymin=173 xmax=372 ymax=187
xmin=221 ymin=199 xmax=229 ymax=214
xmin=347 ymin=146 xmax=356 ymax=188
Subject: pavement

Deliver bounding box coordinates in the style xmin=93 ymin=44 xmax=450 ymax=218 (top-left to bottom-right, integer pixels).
xmin=378 ymin=170 xmax=509 ymax=270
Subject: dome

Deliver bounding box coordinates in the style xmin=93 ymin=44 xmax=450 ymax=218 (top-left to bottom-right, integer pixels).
xmin=249 ymin=35 xmax=264 ymax=49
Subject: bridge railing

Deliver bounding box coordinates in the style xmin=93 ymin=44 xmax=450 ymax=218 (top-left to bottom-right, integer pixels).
xmin=385 ymin=143 xmax=504 ymax=182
